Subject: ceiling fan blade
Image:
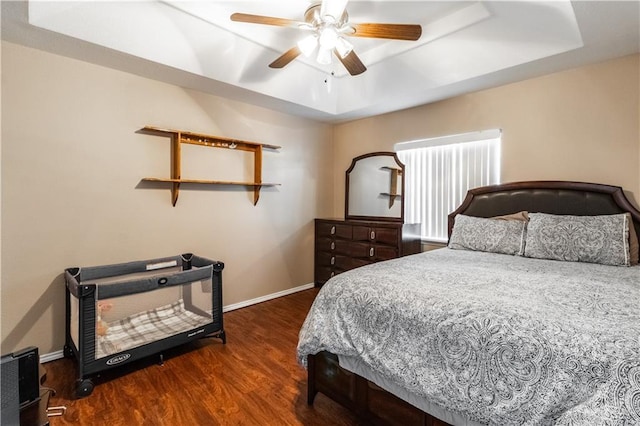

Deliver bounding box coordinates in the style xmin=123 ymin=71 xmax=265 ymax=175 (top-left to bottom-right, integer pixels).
xmin=320 ymin=0 xmax=348 ymax=21
xmin=349 ymin=23 xmax=422 ymax=41
xmin=230 ymin=13 xmax=302 ymax=28
xmin=335 ymin=49 xmax=366 ymax=76
xmin=269 ymin=46 xmax=302 ymax=69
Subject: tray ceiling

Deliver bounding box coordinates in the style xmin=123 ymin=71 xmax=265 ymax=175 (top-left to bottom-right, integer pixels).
xmin=2 ymin=1 xmax=639 ymax=122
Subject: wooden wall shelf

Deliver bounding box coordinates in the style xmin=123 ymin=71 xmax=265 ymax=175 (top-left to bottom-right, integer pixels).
xmin=140 ymin=126 xmax=280 ymax=206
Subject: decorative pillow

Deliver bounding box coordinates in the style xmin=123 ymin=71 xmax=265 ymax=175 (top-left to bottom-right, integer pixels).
xmin=524 ymin=213 xmax=631 ymax=266
xmin=448 ymin=214 xmax=527 ymax=256
xmin=492 ymin=211 xmax=529 ymax=222
xmin=627 ymin=213 xmax=639 ymax=266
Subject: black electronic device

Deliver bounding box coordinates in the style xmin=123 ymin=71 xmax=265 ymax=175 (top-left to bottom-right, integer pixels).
xmin=1 ymin=352 xmax=20 ymax=425
xmin=16 ymin=347 xmax=41 ymax=407
xmin=1 ymin=346 xmax=40 ymax=425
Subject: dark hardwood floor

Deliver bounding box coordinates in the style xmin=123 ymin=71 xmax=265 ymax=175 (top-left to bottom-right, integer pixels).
xmin=44 ymin=288 xmax=361 ymax=425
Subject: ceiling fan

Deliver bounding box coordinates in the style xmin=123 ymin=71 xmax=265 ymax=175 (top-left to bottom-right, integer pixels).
xmin=230 ymin=0 xmax=422 ymax=76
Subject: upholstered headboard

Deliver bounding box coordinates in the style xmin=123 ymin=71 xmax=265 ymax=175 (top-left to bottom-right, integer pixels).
xmin=448 ymin=181 xmax=640 ymax=240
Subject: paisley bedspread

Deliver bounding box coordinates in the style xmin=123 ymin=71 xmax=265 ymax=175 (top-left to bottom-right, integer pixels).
xmin=297 ymin=249 xmax=640 ymax=425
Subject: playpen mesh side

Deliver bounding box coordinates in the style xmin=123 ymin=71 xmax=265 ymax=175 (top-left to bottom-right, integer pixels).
xmin=93 ymin=273 xmax=214 ymax=359
xmin=70 ymin=296 xmax=80 ymax=351
xmin=96 ymin=283 xmax=212 ymax=359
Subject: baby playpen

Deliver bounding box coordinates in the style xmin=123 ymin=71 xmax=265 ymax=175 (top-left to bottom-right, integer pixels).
xmin=64 ymin=253 xmax=224 ymax=397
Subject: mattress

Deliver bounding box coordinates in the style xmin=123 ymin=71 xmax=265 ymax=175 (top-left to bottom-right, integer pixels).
xmin=298 ymin=248 xmax=640 ymax=425
xmin=97 ymin=299 xmax=211 ymax=359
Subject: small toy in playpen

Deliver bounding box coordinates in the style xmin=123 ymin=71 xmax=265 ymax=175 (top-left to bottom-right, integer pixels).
xmin=96 ymin=302 xmax=113 ymax=337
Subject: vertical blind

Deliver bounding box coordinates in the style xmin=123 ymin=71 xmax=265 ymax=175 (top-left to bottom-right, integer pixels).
xmin=395 ymin=130 xmax=501 ymax=242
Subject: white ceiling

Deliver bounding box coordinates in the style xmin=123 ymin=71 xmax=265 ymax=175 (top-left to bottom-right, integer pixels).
xmin=2 ymin=1 xmax=639 ymax=123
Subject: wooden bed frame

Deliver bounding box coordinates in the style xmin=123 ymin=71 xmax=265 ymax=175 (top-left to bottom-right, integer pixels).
xmin=306 ymin=181 xmax=640 ymax=426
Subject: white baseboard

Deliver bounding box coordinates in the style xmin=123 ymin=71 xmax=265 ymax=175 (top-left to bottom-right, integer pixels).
xmin=40 ymin=282 xmax=316 ymax=363
xmin=222 ymin=282 xmax=315 ymax=312
xmin=40 ymin=349 xmax=64 ymax=364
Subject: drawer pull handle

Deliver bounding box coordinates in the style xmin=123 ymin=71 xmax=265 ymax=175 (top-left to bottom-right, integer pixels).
xmin=330 ymin=226 xmax=336 ymax=235
xmin=330 ymin=272 xmax=335 ymax=278
xmin=370 ymin=231 xmax=375 ymax=240
xmin=331 ymin=256 xmax=335 ymax=265
xmin=369 ymin=247 xmax=375 ymax=257
xmin=330 ymin=242 xmax=335 ymax=250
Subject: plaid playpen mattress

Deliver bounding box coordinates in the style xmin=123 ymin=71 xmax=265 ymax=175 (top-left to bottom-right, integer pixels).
xmin=96 ymin=299 xmax=211 ymax=359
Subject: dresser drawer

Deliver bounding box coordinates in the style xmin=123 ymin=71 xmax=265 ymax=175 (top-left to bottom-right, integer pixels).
xmin=317 ymin=252 xmax=351 ymax=269
xmin=316 ymin=266 xmax=338 ymax=284
xmin=373 ymin=245 xmax=398 ymax=260
xmin=348 ymin=258 xmax=373 ymax=270
xmin=317 ymin=238 xmax=352 ymax=256
xmin=317 ymin=260 xmax=370 ymax=284
xmin=316 ymin=237 xmax=334 ymax=252
xmin=334 ymin=240 xmax=353 ymax=255
xmin=317 ymin=222 xmax=352 ymax=239
xmin=346 ymin=242 xmax=371 ymax=258
xmin=348 ymin=243 xmax=398 ymax=261
xmin=352 ymin=226 xmax=399 ymax=245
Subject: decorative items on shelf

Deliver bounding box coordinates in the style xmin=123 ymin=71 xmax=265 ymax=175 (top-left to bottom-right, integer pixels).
xmin=139 ymin=126 xmax=281 ymax=206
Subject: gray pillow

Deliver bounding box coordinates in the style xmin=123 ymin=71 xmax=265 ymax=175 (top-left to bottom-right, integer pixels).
xmin=448 ymin=214 xmax=527 ymax=256
xmin=524 ymin=213 xmax=631 ymax=266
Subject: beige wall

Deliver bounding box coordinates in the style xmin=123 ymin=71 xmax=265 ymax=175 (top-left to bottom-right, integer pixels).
xmin=333 ymin=54 xmax=640 ymax=216
xmin=1 ymin=42 xmax=334 ymax=354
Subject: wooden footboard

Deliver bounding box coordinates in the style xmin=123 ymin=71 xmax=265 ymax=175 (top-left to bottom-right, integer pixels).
xmin=307 ymin=352 xmax=451 ymax=426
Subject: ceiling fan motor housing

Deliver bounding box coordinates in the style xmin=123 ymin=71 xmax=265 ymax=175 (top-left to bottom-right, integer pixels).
xmin=304 ymin=3 xmax=348 ymax=28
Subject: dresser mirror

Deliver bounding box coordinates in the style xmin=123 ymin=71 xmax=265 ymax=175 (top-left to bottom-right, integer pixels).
xmin=345 ymin=152 xmax=405 ymax=222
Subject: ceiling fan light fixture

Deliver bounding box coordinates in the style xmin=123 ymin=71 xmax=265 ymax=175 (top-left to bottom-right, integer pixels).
xmin=297 ymin=34 xmax=318 ymax=57
xmin=317 ymin=47 xmax=333 ymax=65
xmin=335 ymin=36 xmax=353 ymax=58
xmin=318 ymin=26 xmax=339 ymax=50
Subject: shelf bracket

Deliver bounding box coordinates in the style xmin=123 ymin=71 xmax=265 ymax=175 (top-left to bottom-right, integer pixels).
xmin=253 ymin=145 xmax=262 ymax=205
xmin=171 ymin=132 xmax=182 ymax=206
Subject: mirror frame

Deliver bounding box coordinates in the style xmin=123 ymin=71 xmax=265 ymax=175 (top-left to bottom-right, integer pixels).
xmin=345 ymin=151 xmax=405 ymax=223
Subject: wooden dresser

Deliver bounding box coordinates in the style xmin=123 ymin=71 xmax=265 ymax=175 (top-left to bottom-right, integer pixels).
xmin=314 ymin=218 xmax=421 ymax=287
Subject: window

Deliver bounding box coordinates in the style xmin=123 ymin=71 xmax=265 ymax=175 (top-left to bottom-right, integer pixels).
xmin=395 ymin=129 xmax=501 ymax=242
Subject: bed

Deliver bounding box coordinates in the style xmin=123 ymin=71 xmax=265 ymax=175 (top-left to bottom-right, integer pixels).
xmin=298 ymin=181 xmax=640 ymax=425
